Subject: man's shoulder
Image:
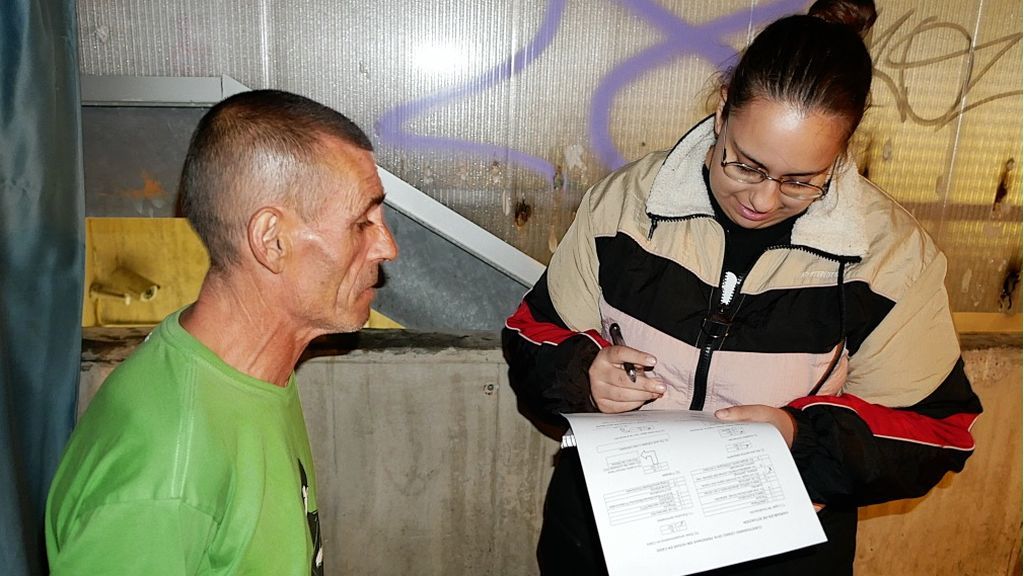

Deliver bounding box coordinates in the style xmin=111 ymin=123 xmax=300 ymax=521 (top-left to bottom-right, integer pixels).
xmin=59 ymin=324 xmax=206 ymax=488
xmin=49 ymin=333 xmax=232 ymax=534
xmin=85 ymin=327 xmax=193 ymax=426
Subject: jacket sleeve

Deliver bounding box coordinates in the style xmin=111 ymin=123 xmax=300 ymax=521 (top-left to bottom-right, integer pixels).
xmin=783 ymin=253 xmax=983 ymax=507
xmin=784 ymin=359 xmax=980 ymax=506
xmin=501 ymin=191 xmax=609 ymax=426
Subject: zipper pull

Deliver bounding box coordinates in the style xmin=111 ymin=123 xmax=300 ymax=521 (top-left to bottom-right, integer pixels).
xmin=720 ymin=271 xmax=739 ymax=306
xmin=647 ymin=214 xmax=660 ymax=240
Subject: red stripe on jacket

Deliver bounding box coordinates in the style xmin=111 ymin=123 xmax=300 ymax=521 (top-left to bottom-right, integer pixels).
xmin=505 ymin=301 xmax=608 ymax=348
xmin=789 ymin=394 xmax=979 ymax=451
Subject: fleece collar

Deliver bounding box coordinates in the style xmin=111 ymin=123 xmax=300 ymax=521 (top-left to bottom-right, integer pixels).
xmin=646 ymin=115 xmax=869 ymax=258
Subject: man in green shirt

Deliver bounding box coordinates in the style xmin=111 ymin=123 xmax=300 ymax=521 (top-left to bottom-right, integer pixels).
xmin=46 ymin=90 xmax=398 ymax=575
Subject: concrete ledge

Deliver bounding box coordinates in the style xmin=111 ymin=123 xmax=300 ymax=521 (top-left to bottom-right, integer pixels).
xmin=958 ymin=331 xmax=1023 ymax=350
xmin=82 ymin=327 xmax=504 ymax=364
xmin=82 ymin=327 xmax=1020 ymax=364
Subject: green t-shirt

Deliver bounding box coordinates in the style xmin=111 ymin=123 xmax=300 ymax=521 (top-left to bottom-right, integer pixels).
xmin=46 ymin=309 xmax=323 ymax=575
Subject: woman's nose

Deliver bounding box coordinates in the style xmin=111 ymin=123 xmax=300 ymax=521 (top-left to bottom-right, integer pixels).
xmin=748 ymin=180 xmax=783 ymax=212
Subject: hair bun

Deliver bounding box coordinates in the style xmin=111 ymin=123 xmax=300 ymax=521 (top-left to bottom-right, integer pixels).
xmin=808 ymin=0 xmax=877 ymax=37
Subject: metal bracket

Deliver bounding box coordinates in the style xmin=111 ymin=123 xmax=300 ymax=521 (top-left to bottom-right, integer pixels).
xmin=80 ymin=74 xmax=248 ymax=107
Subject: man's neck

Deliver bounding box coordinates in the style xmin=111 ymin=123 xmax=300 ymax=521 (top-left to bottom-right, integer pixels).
xmin=179 ymin=271 xmax=314 ymax=387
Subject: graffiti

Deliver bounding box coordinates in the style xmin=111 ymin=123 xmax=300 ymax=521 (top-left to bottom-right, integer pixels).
xmin=590 ymin=0 xmax=804 ymax=169
xmin=375 ymin=0 xmax=566 ymax=182
xmin=870 ymin=10 xmax=1023 ymax=127
xmin=375 ymin=0 xmax=804 ymax=180
xmin=377 ymin=2 xmax=1023 ymax=183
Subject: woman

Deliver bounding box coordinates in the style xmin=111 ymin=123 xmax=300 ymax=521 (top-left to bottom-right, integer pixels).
xmin=502 ymin=1 xmax=982 ymax=574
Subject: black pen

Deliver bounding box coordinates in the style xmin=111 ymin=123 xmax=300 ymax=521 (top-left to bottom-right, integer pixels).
xmin=608 ymin=323 xmax=636 ymax=382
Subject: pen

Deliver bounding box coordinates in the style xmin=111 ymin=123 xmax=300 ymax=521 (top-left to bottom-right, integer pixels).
xmin=608 ymin=323 xmax=637 ymax=382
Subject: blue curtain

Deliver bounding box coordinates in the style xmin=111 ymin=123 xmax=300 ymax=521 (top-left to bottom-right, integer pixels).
xmin=0 ymin=0 xmax=84 ymax=574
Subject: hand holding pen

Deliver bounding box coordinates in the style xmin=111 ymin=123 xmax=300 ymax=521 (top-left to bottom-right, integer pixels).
xmin=608 ymin=323 xmax=636 ymax=382
xmin=587 ymin=322 xmax=664 ymax=413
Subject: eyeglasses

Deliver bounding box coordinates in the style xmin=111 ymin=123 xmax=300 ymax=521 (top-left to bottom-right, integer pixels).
xmin=719 ymin=120 xmax=835 ymax=201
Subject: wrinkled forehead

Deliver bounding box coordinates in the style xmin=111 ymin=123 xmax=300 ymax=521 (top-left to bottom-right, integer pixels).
xmin=317 ymin=137 xmax=384 ymax=213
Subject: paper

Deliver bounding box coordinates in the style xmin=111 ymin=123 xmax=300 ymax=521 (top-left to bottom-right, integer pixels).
xmin=563 ymin=410 xmax=826 ymax=576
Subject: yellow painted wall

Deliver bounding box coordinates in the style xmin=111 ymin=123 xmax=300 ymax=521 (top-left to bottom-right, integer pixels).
xmin=83 ymin=217 xmax=402 ymax=329
xmin=83 ymin=218 xmax=207 ymax=327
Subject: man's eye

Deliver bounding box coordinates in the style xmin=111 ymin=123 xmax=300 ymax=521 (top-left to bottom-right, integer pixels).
xmin=356 ymin=220 xmax=373 ymax=230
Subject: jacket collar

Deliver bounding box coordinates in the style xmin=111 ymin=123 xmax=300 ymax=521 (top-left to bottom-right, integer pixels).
xmin=645 ymin=115 xmax=869 ymax=259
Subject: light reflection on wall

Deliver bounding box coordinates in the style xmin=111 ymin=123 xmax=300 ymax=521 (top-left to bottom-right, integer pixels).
xmin=411 ymin=42 xmax=473 ymax=76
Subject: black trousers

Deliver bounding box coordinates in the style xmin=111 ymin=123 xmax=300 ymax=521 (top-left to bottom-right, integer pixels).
xmin=538 ymin=449 xmax=857 ymax=576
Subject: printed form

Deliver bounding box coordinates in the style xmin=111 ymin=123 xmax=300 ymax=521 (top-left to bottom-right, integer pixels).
xmin=563 ymin=411 xmax=826 ymax=576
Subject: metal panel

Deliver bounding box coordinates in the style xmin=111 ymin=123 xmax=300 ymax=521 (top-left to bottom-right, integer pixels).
xmin=76 ymin=0 xmax=1023 ymax=312
xmin=82 ymin=106 xmax=203 ymax=217
xmin=80 ymin=75 xmax=248 ymax=106
xmin=379 ymin=167 xmax=543 ymax=287
xmin=857 ymin=0 xmax=1023 ymax=313
xmin=374 ymin=205 xmax=530 ymax=330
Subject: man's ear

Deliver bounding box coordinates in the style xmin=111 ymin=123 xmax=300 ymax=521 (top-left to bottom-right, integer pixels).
xmin=714 ymin=87 xmax=728 ymax=136
xmin=248 ymin=207 xmax=287 ymax=274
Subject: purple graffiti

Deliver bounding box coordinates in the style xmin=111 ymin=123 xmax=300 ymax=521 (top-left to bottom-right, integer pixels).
xmin=375 ymin=0 xmax=808 ymax=181
xmin=590 ymin=0 xmax=807 ymax=169
xmin=375 ymin=0 xmax=566 ymax=181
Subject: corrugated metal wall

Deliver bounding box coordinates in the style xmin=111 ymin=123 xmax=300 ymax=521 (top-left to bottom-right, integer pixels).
xmin=76 ymin=0 xmax=1023 ymax=313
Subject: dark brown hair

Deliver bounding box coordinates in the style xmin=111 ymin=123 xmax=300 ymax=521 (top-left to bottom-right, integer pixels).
xmin=178 ymin=89 xmax=373 ymax=270
xmin=721 ymin=0 xmax=877 ymax=137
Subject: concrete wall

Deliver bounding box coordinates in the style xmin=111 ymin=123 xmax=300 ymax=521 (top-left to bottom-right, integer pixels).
xmin=79 ymin=336 xmax=1021 ymax=575
xmin=855 ymin=345 xmax=1023 ymax=575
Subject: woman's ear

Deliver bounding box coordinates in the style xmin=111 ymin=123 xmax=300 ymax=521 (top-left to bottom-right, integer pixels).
xmin=714 ymin=87 xmax=728 ymax=136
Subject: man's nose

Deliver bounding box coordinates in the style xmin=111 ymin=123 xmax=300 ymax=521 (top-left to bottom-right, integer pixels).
xmin=375 ymin=219 xmax=398 ymax=261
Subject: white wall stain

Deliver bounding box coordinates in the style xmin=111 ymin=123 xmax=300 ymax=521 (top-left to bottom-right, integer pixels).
xmin=961 ymin=268 xmax=973 ymax=294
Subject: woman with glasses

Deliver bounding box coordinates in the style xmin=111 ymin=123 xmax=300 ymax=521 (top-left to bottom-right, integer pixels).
xmin=503 ymin=0 xmax=982 ymax=574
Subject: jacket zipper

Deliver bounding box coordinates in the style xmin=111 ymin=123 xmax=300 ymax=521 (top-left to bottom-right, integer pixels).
xmin=647 ymin=210 xmax=862 ymax=410
xmin=647 ymin=213 xmax=709 ymax=240
xmin=689 ymin=270 xmax=746 ymax=411
xmin=686 ymin=246 xmax=860 ymax=411
xmin=762 ymin=244 xmax=862 ymax=264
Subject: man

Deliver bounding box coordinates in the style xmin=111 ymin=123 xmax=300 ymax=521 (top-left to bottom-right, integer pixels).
xmin=45 ymin=90 xmax=397 ymax=575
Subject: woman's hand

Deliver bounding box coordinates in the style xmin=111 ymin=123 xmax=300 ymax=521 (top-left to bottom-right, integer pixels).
xmin=588 ymin=346 xmax=664 ymax=413
xmin=715 ymin=405 xmax=796 ymax=448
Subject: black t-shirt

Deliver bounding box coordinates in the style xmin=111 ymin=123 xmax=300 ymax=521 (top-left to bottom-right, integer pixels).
xmin=703 ymin=165 xmax=801 ymax=276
